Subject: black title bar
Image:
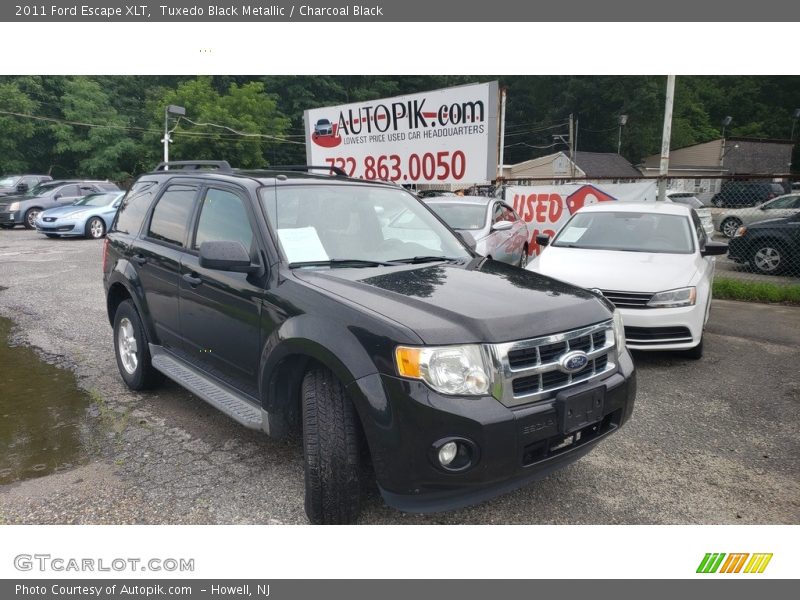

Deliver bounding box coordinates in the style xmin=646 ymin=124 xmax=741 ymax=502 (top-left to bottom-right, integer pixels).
xmin=4 ymin=0 xmax=800 ymax=21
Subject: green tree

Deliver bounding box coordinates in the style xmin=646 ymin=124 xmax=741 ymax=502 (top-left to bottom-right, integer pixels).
xmin=0 ymin=81 xmax=37 ymax=173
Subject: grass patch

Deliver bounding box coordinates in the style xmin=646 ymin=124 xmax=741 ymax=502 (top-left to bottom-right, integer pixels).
xmin=714 ymin=278 xmax=800 ymax=305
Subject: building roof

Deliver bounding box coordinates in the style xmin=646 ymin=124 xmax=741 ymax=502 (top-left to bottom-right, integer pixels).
xmin=571 ymin=151 xmax=642 ymax=178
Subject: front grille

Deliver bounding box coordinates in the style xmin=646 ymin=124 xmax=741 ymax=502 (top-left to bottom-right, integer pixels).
xmin=488 ymin=321 xmax=617 ymax=407
xmin=599 ymin=290 xmax=654 ymax=309
xmin=624 ymin=325 xmax=692 ymax=345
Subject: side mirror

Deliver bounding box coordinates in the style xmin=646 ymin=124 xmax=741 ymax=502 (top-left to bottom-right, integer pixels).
xmin=491 ymin=220 xmax=513 ymax=232
xmin=701 ymin=241 xmax=728 ymax=256
xmin=457 ymin=231 xmax=477 ymax=251
xmin=54 ymin=194 xmax=61 ymax=200
xmin=198 ymin=241 xmax=256 ymax=272
xmin=535 ymin=233 xmax=551 ymax=247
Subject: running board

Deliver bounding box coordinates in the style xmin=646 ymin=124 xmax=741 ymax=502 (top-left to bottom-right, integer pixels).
xmin=150 ymin=345 xmax=266 ymax=432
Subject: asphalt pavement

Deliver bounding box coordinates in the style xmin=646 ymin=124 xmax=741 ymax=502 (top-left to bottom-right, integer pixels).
xmin=0 ymin=229 xmax=798 ymax=524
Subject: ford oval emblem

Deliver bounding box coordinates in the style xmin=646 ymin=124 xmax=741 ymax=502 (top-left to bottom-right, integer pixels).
xmin=559 ymin=351 xmax=590 ymax=374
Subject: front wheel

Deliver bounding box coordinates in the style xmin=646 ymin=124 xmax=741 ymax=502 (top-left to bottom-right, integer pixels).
xmin=684 ymin=337 xmax=703 ymax=360
xmin=24 ymin=208 xmax=41 ymax=230
xmin=85 ymin=217 xmax=106 ymax=239
xmin=302 ymin=367 xmax=364 ymax=525
xmin=113 ymin=300 xmax=163 ymax=391
xmin=518 ymin=245 xmax=528 ymax=268
xmin=751 ymin=244 xmax=784 ymax=275
xmin=720 ymin=217 xmax=742 ymax=239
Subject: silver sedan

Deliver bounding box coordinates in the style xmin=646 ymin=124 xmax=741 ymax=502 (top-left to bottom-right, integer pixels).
xmin=714 ymin=193 xmax=800 ymax=238
xmin=425 ymin=196 xmax=530 ymax=267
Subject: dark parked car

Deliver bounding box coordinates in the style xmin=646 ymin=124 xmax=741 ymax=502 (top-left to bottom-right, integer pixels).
xmin=727 ymin=212 xmax=800 ymax=275
xmin=0 ymin=174 xmax=52 ymax=197
xmin=103 ymin=161 xmax=636 ymax=524
xmin=711 ymin=181 xmax=785 ymax=208
xmin=0 ymin=179 xmax=120 ymax=229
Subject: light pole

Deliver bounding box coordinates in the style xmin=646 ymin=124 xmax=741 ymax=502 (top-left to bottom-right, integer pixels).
xmin=791 ymin=108 xmax=800 ymax=141
xmin=617 ymin=114 xmax=628 ymax=155
xmin=162 ymin=104 xmax=186 ymax=169
xmin=721 ymin=115 xmax=732 ymax=139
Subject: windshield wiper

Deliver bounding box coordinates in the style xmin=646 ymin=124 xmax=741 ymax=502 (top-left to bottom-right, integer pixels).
xmin=288 ymin=258 xmax=400 ymax=269
xmin=391 ymin=256 xmax=462 ymax=264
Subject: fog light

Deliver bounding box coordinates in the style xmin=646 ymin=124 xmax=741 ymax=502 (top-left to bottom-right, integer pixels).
xmin=438 ymin=442 xmax=458 ymax=466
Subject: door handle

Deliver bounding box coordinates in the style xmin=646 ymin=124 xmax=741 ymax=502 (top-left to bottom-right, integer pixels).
xmin=132 ymin=254 xmax=147 ymax=266
xmin=182 ymin=273 xmax=202 ymax=287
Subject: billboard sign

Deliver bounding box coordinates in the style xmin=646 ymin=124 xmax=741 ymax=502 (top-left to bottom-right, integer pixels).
xmin=304 ymin=81 xmax=498 ymax=184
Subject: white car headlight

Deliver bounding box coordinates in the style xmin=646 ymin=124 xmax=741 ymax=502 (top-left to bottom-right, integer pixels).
xmin=395 ymin=344 xmax=491 ymax=396
xmin=612 ymin=310 xmax=626 ymax=352
xmin=8 ymin=201 xmax=19 ymax=211
xmin=647 ymin=287 xmax=696 ymax=308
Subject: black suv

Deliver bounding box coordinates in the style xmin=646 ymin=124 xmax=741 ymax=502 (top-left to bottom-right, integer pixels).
xmin=103 ymin=161 xmax=636 ymax=524
xmin=711 ymin=181 xmax=785 ymax=208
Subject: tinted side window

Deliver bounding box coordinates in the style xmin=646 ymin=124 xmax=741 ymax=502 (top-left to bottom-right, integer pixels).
xmin=114 ymin=181 xmax=158 ymax=235
xmin=147 ymin=184 xmax=198 ymax=247
xmin=58 ymin=185 xmax=80 ymax=197
xmin=690 ymin=210 xmax=706 ymax=248
xmin=193 ymin=188 xmax=254 ymax=251
xmin=492 ymin=203 xmax=504 ymax=223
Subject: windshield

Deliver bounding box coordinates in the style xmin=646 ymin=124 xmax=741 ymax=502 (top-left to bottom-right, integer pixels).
xmin=553 ymin=211 xmax=695 ymax=254
xmin=260 ymin=184 xmax=471 ymax=265
xmin=25 ymin=182 xmax=58 ymax=197
xmin=72 ymin=192 xmax=121 ymax=207
xmin=427 ymin=202 xmax=487 ymax=230
xmin=0 ymin=176 xmax=20 ymax=188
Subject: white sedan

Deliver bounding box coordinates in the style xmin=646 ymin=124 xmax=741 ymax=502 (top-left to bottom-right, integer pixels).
xmin=527 ymin=202 xmax=727 ymax=358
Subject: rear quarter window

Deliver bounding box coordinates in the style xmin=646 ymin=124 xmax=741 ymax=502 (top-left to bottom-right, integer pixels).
xmin=113 ymin=180 xmax=158 ymax=235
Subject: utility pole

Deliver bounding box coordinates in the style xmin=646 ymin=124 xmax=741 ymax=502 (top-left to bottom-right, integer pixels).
xmin=568 ymin=113 xmax=575 ymax=177
xmin=497 ymin=87 xmax=507 ymax=180
xmin=162 ymin=104 xmax=186 ymax=170
xmin=657 ymin=76 xmax=676 ymax=201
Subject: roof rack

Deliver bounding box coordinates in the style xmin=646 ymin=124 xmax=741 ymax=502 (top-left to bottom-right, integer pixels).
xmin=267 ymin=165 xmax=349 ymax=177
xmin=153 ymin=160 xmax=233 ymax=172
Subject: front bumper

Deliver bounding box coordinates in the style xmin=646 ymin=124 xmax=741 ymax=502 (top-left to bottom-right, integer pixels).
xmin=619 ymin=304 xmax=704 ymax=351
xmin=35 ymin=218 xmax=78 ymax=235
xmin=347 ymin=351 xmax=635 ymax=513
xmin=0 ymin=211 xmax=19 ymax=224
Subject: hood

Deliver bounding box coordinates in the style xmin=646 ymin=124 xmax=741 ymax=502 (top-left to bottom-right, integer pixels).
xmin=40 ymin=205 xmax=92 ymax=219
xmin=530 ymin=247 xmax=698 ymax=292
xmin=0 ymin=193 xmax=27 ymax=205
xmin=292 ymin=259 xmax=612 ymax=345
xmin=748 ymin=216 xmax=795 ymax=229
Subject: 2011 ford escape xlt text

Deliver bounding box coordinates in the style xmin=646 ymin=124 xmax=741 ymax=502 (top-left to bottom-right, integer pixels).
xmin=103 ymin=161 xmax=636 ymax=524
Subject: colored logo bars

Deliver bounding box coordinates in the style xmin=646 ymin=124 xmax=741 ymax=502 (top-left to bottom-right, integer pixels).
xmin=696 ymin=553 xmax=773 ymax=574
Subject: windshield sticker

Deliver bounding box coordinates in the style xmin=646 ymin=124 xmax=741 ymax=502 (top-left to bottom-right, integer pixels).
xmin=277 ymin=227 xmax=329 ymax=263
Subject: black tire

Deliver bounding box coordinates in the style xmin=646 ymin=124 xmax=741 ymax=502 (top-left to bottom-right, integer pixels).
xmin=85 ymin=216 xmax=106 ymax=239
xmin=519 ymin=245 xmax=528 ymax=268
xmin=720 ymin=217 xmax=742 ymax=239
xmin=45 ymin=233 xmax=59 ymax=239
xmin=302 ymin=367 xmax=363 ymax=525
xmin=750 ymin=242 xmax=785 ymax=275
xmin=684 ymin=337 xmax=703 ymax=360
xmin=24 ymin=208 xmax=41 ymax=230
xmin=0 ymin=224 xmax=14 ymax=229
xmin=112 ymin=299 xmax=163 ymax=391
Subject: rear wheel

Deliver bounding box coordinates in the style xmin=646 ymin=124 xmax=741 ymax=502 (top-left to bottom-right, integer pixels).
xmin=302 ymin=367 xmax=363 ymax=525
xmin=720 ymin=217 xmax=742 ymax=238
xmin=24 ymin=208 xmax=41 ymax=230
xmin=113 ymin=299 xmax=163 ymax=390
xmin=85 ymin=217 xmax=106 ymax=239
xmin=751 ymin=243 xmax=784 ymax=275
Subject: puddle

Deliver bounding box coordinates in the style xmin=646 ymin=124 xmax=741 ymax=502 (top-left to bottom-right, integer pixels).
xmin=0 ymin=316 xmax=95 ymax=484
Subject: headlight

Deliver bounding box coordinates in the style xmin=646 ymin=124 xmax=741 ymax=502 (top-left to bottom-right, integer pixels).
xmin=734 ymin=226 xmax=747 ymax=238
xmin=647 ymin=287 xmax=696 ymax=308
xmin=8 ymin=202 xmax=19 ymax=211
xmin=395 ymin=344 xmax=491 ymax=396
xmin=612 ymin=311 xmax=626 ymax=352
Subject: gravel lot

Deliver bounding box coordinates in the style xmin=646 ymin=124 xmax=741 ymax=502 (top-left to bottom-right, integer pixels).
xmin=0 ymin=229 xmax=798 ymax=524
